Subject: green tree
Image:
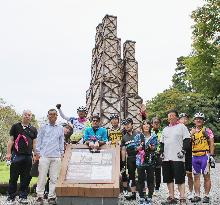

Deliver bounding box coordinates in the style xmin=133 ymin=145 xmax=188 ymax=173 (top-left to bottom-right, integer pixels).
xmin=184 ymin=0 xmax=220 ymax=97
xmin=172 ymin=56 xmax=192 ymax=93
xmin=146 ymin=89 xmax=220 ymax=138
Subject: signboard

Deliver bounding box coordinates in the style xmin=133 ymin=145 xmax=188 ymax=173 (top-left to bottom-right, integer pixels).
xmin=65 ymin=148 xmax=115 ymax=183
xmin=56 ymin=144 xmax=120 ymax=198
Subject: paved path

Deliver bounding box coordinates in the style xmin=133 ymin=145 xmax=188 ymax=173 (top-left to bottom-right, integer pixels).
xmin=1 ymin=164 xmax=219 ymax=204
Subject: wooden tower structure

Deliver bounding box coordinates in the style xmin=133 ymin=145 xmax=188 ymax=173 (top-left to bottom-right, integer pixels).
xmin=86 ymin=15 xmax=143 ymax=130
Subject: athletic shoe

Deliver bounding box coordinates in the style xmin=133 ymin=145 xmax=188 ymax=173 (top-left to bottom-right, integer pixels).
xmin=186 ymin=192 xmax=194 ymax=200
xmin=125 ymin=193 xmax=136 ymax=201
xmin=48 ymin=198 xmax=57 ymax=205
xmin=202 ymin=196 xmax=210 ymax=203
xmin=6 ymin=197 xmax=15 ymax=205
xmin=18 ymin=198 xmax=29 ymax=204
xmin=191 ymin=196 xmax=201 ymax=203
xmin=35 ymin=197 xmax=44 ymax=205
xmin=145 ymin=198 xmax=152 ymax=205
xmin=139 ymin=198 xmax=146 ymax=205
xmin=179 ymin=199 xmax=186 ymax=204
xmin=44 ymin=192 xmax=48 ymax=199
xmin=161 ymin=196 xmax=178 ymax=204
xmin=123 ymin=189 xmax=129 ymax=196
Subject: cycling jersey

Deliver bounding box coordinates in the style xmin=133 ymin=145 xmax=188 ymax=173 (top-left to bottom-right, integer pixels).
xmin=108 ymin=127 xmax=123 ymax=145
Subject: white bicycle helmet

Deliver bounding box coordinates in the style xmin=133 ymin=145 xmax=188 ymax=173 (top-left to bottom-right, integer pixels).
xmin=77 ymin=106 xmax=88 ymax=113
xmin=109 ymin=113 xmax=119 ymax=120
xmin=179 ymin=113 xmax=189 ymax=118
xmin=194 ymin=112 xmax=205 ymax=119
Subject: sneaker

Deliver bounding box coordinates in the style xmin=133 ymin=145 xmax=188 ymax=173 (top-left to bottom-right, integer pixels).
xmin=202 ymin=196 xmax=210 ymax=203
xmin=6 ymin=197 xmax=15 ymax=205
xmin=179 ymin=199 xmax=186 ymax=204
xmin=44 ymin=192 xmax=48 ymax=199
xmin=125 ymin=193 xmax=136 ymax=201
xmin=48 ymin=198 xmax=57 ymax=205
xmin=123 ymin=189 xmax=129 ymax=196
xmin=161 ymin=196 xmax=178 ymax=205
xmin=145 ymin=198 xmax=152 ymax=205
xmin=18 ymin=198 xmax=29 ymax=204
xmin=35 ymin=197 xmax=44 ymax=205
xmin=191 ymin=196 xmax=201 ymax=203
xmin=139 ymin=198 xmax=146 ymax=205
xmin=187 ymin=192 xmax=194 ymax=200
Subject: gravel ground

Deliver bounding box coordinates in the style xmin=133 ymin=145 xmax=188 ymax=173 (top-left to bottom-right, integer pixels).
xmin=1 ymin=163 xmax=219 ymax=205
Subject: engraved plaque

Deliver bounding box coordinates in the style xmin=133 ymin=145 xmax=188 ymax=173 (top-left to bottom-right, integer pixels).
xmin=65 ymin=148 xmax=115 ymax=183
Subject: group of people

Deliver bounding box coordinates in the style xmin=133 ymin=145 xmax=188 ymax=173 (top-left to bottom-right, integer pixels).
xmin=5 ymin=104 xmax=215 ymax=205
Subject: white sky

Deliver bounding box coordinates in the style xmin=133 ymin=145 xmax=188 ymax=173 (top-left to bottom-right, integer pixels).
xmin=0 ymin=0 xmax=204 ymax=121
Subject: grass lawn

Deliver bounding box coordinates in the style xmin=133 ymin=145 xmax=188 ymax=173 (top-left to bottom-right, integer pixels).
xmin=0 ymin=161 xmax=37 ymax=185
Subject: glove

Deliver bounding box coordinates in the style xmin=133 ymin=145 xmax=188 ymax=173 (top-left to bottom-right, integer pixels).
xmin=209 ymin=155 xmax=215 ymax=168
xmin=177 ymin=150 xmax=186 ymax=159
xmin=56 ymin=104 xmax=61 ymax=109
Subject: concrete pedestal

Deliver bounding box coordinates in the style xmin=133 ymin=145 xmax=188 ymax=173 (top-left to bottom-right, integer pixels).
xmin=57 ymin=196 xmax=118 ymax=205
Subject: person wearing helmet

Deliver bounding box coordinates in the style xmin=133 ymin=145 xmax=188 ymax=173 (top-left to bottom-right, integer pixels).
xmin=83 ymin=114 xmax=108 ymax=152
xmin=190 ymin=112 xmax=215 ymax=203
xmin=121 ymin=118 xmax=138 ymax=201
xmin=179 ymin=113 xmax=194 ymax=200
xmin=179 ymin=113 xmax=189 ymax=125
xmin=107 ymin=114 xmax=128 ymax=195
xmin=56 ymin=104 xmax=91 ymax=143
xmin=108 ymin=114 xmax=122 ymax=145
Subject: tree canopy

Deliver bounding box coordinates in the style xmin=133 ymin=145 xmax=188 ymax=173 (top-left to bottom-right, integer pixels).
xmin=184 ymin=0 xmax=220 ymax=97
xmin=146 ymin=0 xmax=220 ymax=140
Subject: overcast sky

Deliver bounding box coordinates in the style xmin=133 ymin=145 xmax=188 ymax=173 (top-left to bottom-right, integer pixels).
xmin=0 ymin=0 xmax=204 ymax=121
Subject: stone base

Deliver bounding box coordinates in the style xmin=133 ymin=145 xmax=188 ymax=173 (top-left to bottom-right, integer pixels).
xmin=57 ymin=197 xmax=118 ymax=205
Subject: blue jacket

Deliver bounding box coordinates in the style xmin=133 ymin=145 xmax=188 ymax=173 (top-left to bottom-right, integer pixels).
xmin=84 ymin=127 xmax=108 ymax=142
xmin=134 ymin=133 xmax=158 ymax=167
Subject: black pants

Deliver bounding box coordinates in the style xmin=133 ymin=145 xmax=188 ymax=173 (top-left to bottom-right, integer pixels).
xmin=154 ymin=167 xmax=161 ymax=190
xmin=127 ymin=157 xmax=136 ymax=187
xmin=137 ymin=166 xmax=155 ymax=198
xmin=8 ymin=154 xmax=32 ymax=199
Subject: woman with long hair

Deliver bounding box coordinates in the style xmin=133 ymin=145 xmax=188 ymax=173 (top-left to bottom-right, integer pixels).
xmin=134 ymin=120 xmax=158 ymax=205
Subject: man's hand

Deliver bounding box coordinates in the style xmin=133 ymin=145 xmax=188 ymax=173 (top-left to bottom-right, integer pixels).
xmin=94 ymin=141 xmax=100 ymax=149
xmin=177 ymin=150 xmax=186 ymax=159
xmin=56 ymin=104 xmax=61 ymax=109
xmin=89 ymin=141 xmax=94 ymax=149
xmin=209 ymin=155 xmax=215 ymax=168
xmin=106 ymin=141 xmax=111 ymax=145
xmin=34 ymin=154 xmax=40 ymax=161
xmin=6 ymin=153 xmax=12 ymax=161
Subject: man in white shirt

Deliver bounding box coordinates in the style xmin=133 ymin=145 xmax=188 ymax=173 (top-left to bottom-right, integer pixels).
xmin=160 ymin=110 xmax=191 ymax=205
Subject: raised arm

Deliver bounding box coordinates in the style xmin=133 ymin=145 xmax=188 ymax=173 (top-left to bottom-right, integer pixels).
xmin=56 ymin=104 xmax=70 ymax=121
xmin=57 ymin=108 xmax=70 ymax=121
